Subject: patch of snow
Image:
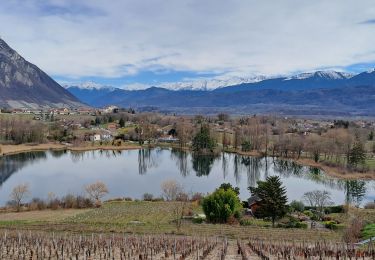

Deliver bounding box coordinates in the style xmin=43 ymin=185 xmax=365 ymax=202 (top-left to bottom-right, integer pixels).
xmin=63 ymin=81 xmax=115 ymax=91
xmin=284 ymin=70 xmax=354 ymax=81
xmin=151 ymin=76 xmax=270 ymax=91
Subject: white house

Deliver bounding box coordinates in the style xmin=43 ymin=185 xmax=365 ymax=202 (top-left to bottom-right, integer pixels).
xmin=90 ymin=134 xmax=101 ymax=142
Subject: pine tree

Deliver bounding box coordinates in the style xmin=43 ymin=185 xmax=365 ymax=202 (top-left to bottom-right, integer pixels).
xmin=348 ymin=140 xmax=366 ymax=168
xmin=119 ymin=118 xmax=125 ymax=128
xmin=192 ymin=125 xmax=216 ymax=153
xmin=249 ymin=176 xmax=288 ymax=227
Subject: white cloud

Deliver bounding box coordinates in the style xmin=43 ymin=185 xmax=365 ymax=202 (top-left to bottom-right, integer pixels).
xmin=1 ymin=0 xmax=375 ymax=79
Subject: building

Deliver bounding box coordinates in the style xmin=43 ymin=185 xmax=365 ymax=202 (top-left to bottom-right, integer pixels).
xmin=247 ymin=195 xmax=262 ymax=215
xmin=102 ymin=105 xmax=119 ymax=114
xmin=90 ymin=134 xmax=101 ymax=142
xmin=158 ymin=135 xmax=179 ymax=143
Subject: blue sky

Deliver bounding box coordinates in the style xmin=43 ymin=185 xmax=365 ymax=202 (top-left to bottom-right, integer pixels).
xmin=1 ymin=0 xmax=375 ymax=89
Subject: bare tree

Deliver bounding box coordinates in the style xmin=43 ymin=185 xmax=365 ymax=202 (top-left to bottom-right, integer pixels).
xmin=161 ymin=180 xmax=183 ymax=201
xmin=173 ymin=196 xmax=189 ymax=232
xmin=85 ymin=181 xmax=109 ymax=205
xmin=303 ymin=190 xmax=333 ymax=214
xmin=10 ymin=184 xmax=30 ymax=211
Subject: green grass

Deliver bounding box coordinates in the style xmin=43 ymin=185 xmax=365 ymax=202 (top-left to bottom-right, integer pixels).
xmin=362 ymin=223 xmax=375 ymax=239
xmin=0 ymin=201 xmax=342 ymax=241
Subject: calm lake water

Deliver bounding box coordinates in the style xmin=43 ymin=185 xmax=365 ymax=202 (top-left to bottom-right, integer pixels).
xmin=0 ymin=148 xmax=374 ymax=207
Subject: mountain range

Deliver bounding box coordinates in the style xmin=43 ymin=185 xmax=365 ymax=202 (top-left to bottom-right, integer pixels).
xmin=65 ymin=70 xmax=375 ymax=116
xmin=0 ymin=38 xmax=84 ymax=109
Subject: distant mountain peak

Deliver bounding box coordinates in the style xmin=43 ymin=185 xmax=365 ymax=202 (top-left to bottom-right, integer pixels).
xmin=154 ymin=75 xmax=270 ymax=91
xmin=285 ymin=70 xmax=354 ymax=81
xmin=64 ymin=81 xmax=115 ymax=91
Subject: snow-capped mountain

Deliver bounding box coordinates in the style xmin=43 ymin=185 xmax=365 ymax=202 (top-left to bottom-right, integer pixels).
xmin=284 ymin=71 xmax=354 ymax=81
xmin=157 ymin=76 xmax=270 ymax=91
xmin=63 ymin=81 xmax=116 ymax=91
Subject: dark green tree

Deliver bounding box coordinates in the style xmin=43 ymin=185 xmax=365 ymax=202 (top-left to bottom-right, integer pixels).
xmin=241 ymin=140 xmax=252 ymax=152
xmin=202 ymin=187 xmax=242 ymax=223
xmin=119 ymin=118 xmax=125 ymax=128
xmin=192 ymin=125 xmax=216 ymax=153
xmin=348 ymin=141 xmax=366 ymax=168
xmin=219 ymin=183 xmax=240 ymax=196
xmin=369 ymin=131 xmax=374 ymax=141
xmin=249 ymin=176 xmax=288 ymax=227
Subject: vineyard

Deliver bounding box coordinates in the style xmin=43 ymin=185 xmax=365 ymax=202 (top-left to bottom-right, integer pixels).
xmin=0 ymin=230 xmax=374 ymax=259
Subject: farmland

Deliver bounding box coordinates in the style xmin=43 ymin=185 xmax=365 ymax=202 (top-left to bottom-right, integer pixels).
xmin=0 ymin=230 xmax=374 ymax=259
xmin=0 ymin=201 xmax=343 ymax=241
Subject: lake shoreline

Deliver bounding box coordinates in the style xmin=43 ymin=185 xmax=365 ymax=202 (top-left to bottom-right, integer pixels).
xmin=1 ymin=142 xmax=374 ymax=180
xmin=0 ymin=143 xmax=142 ymax=157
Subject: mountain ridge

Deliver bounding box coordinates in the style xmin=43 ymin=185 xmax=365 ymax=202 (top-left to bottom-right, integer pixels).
xmin=0 ymin=38 xmax=85 ymax=109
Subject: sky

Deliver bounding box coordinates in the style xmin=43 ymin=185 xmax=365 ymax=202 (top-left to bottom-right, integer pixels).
xmin=1 ymin=0 xmax=375 ymax=89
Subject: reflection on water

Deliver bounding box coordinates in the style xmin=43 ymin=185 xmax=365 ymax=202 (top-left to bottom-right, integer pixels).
xmin=0 ymin=151 xmax=48 ymax=186
xmin=0 ymin=148 xmax=374 ymax=206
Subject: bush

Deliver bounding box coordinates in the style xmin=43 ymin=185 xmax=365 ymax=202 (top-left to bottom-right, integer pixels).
xmin=28 ymin=198 xmax=47 ymax=211
xmin=324 ymin=221 xmax=339 ymax=230
xmin=202 ymin=188 xmax=242 ymax=223
xmin=48 ymin=198 xmax=61 ymax=210
xmin=192 ymin=217 xmax=204 ymax=224
xmin=278 ymin=216 xmax=307 ymax=229
xmin=62 ymin=194 xmax=77 ymax=208
xmin=324 ymin=205 xmax=344 ymax=214
xmin=143 ymin=193 xmax=154 ymax=201
xmin=152 ymin=197 xmax=164 ymax=202
xmin=290 ymin=200 xmax=305 ymax=212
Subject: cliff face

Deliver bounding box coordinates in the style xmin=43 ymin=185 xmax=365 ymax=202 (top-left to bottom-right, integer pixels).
xmin=0 ymin=38 xmax=84 ymax=109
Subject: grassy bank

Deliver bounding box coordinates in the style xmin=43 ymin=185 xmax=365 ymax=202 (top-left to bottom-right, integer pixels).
xmin=0 ymin=201 xmax=343 ymax=242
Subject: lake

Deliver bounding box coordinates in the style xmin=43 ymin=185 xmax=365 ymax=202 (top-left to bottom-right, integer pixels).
xmin=0 ymin=148 xmax=374 ymax=207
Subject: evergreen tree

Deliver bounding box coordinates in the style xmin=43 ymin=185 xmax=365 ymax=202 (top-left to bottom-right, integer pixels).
xmin=192 ymin=125 xmax=216 ymax=153
xmin=249 ymin=176 xmax=288 ymax=227
xmin=219 ymin=183 xmax=240 ymax=196
xmin=369 ymin=131 xmax=374 ymax=141
xmin=348 ymin=140 xmax=366 ymax=168
xmin=119 ymin=118 xmax=125 ymax=128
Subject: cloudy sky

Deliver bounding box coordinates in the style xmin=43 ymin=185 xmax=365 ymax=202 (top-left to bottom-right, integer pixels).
xmin=1 ymin=0 xmax=375 ymax=88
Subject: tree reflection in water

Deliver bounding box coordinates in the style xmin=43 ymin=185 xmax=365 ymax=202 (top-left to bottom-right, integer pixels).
xmin=345 ymin=180 xmax=367 ymax=207
xmin=0 ymin=151 xmax=48 ymax=186
xmin=240 ymin=156 xmax=263 ymax=188
xmin=138 ymin=149 xmax=159 ymax=175
xmin=191 ymin=153 xmax=219 ymax=176
xmin=170 ymin=148 xmax=190 ymax=177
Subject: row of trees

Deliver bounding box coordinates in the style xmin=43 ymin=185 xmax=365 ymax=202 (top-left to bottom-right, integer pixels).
xmin=0 ymin=117 xmax=45 ymax=144
xmin=8 ymin=181 xmax=109 ymax=211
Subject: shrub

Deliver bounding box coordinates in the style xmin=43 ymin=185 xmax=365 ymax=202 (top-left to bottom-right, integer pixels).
xmin=324 ymin=205 xmax=344 ymax=214
xmin=192 ymin=217 xmax=204 ymax=224
xmin=290 ymin=200 xmax=305 ymax=212
xmin=48 ymin=198 xmax=61 ymax=210
xmin=62 ymin=194 xmax=77 ymax=208
xmin=28 ymin=198 xmax=47 ymax=211
xmin=143 ymin=193 xmax=154 ymax=201
xmin=152 ymin=197 xmax=164 ymax=202
xmin=202 ymin=188 xmax=242 ymax=223
xmin=324 ymin=221 xmax=339 ymax=230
